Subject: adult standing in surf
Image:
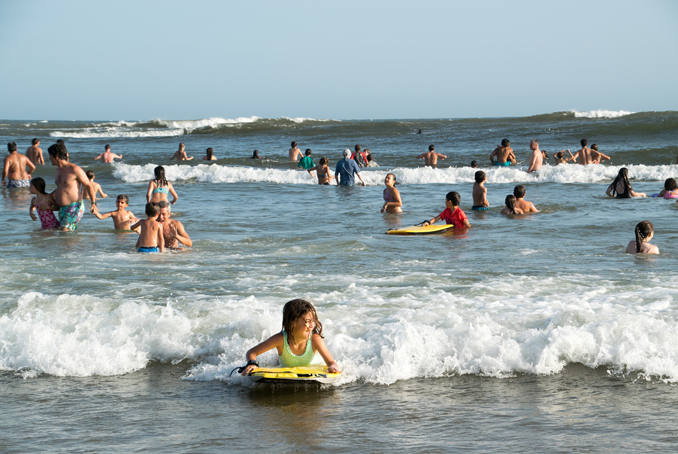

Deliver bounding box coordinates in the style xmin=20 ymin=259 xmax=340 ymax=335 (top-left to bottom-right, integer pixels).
xmin=490 ymin=139 xmax=516 ymax=166
xmin=335 ymin=149 xmax=365 ymax=186
xmin=571 ymin=139 xmax=593 ymax=165
xmin=47 ymin=142 xmax=96 ymax=231
xmin=171 ymin=143 xmax=194 ymax=161
xmin=93 ymin=144 xmax=123 ymax=163
xmin=26 ymin=139 xmax=44 ymax=166
xmin=3 ymin=142 xmax=36 ymax=188
xmin=526 ymin=139 xmax=543 ymax=173
xmin=147 ymin=166 xmax=178 ymax=204
xmin=416 ymin=145 xmax=447 ymax=166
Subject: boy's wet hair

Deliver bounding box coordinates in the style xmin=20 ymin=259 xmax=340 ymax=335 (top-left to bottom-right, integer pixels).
xmin=305 ymin=149 xmax=312 ymax=156
xmin=665 ymin=178 xmax=677 ymax=191
xmin=117 ymin=194 xmax=129 ymax=203
xmin=282 ymin=299 xmax=323 ymax=342
xmin=355 ymin=144 xmax=361 ymax=152
xmin=31 ymin=177 xmax=47 ymax=194
xmin=581 ymin=139 xmax=588 ymax=146
xmin=556 ymin=151 xmax=564 ymax=159
xmin=86 ymin=170 xmax=95 ymax=180
xmin=32 ymin=138 xmax=39 ymax=145
xmin=446 ymin=191 xmax=461 ymax=206
xmin=291 ymin=141 xmax=297 ymax=147
xmin=319 ymin=157 xmax=328 ymax=166
xmin=474 ymin=171 xmax=486 ymax=183
xmin=514 ymin=185 xmax=526 ymax=198
xmin=145 ymin=202 xmax=159 ymax=217
xmin=501 ymin=138 xmax=510 ymax=147
xmin=428 ymin=144 xmax=435 ymax=151
xmin=7 ymin=142 xmax=17 ymax=152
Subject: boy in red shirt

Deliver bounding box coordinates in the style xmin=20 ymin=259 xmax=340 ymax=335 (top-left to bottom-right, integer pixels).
xmin=422 ymin=191 xmax=471 ymax=228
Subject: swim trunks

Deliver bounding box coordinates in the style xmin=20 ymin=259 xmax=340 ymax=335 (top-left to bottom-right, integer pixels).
xmin=58 ymin=200 xmax=85 ymax=231
xmin=472 ymin=205 xmax=489 ymax=211
xmin=7 ymin=179 xmax=31 ymax=188
xmin=138 ymin=247 xmax=159 ymax=253
xmin=493 ymin=161 xmax=511 ymax=166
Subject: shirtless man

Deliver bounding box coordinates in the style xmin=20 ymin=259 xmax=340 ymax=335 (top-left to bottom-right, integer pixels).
xmin=289 ymin=141 xmax=303 ymax=161
xmin=513 ymin=185 xmax=539 ymax=213
xmin=590 ymin=144 xmax=610 ymax=164
xmin=3 ymin=142 xmax=35 ymax=188
xmin=171 ymin=143 xmax=193 ymax=161
xmin=94 ymin=144 xmax=123 ymax=163
xmin=156 ymin=201 xmax=192 ymax=248
xmin=571 ymin=139 xmax=593 ymax=165
xmin=48 ymin=142 xmax=96 ymax=231
xmin=26 ymin=139 xmax=44 ymax=166
xmin=526 ymin=139 xmax=543 ymax=173
xmin=489 ymin=139 xmax=516 ymax=166
xmin=416 ymin=145 xmax=447 ymax=166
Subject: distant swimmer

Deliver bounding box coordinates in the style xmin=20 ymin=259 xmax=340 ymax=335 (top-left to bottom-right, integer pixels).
xmin=472 ymin=171 xmax=489 ymax=210
xmin=3 ymin=141 xmax=35 ymax=188
xmin=94 ymin=144 xmax=122 ymax=163
xmin=526 ymin=140 xmax=543 ymax=173
xmin=501 ymin=194 xmax=524 ymax=215
xmin=553 ymin=150 xmax=575 ymax=164
xmin=606 ymin=167 xmax=646 ymax=198
xmin=381 ymin=173 xmax=402 ymax=213
xmin=335 ymin=149 xmax=365 ymax=186
xmin=417 ymin=129 xmax=422 ymax=134
xmin=26 ymin=139 xmax=44 ymax=166
xmin=490 ymin=139 xmax=516 ymax=166
xmin=513 ymin=185 xmax=539 ymax=213
xmin=351 ymin=144 xmax=367 ymax=167
xmin=626 ymin=221 xmax=659 ymax=254
xmin=289 ymin=141 xmax=303 ymax=161
xmin=470 ymin=160 xmax=478 ymax=168
xmin=366 ymin=151 xmax=379 ymax=167
xmin=202 ymin=147 xmax=217 ymax=161
xmin=590 ymin=144 xmax=610 ymax=164
xmin=571 ymin=139 xmax=593 ymax=165
xmin=171 ymin=143 xmax=194 ymax=161
xmin=251 ymin=150 xmax=264 ymax=159
xmin=422 ymin=191 xmax=471 ymax=228
xmin=416 ymin=145 xmax=447 ymax=166
xmin=130 ymin=203 xmax=164 ymax=253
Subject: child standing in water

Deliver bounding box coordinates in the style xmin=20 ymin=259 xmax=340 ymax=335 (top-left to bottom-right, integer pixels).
xmin=240 ymin=299 xmax=340 ymax=375
xmin=316 ymin=157 xmax=334 ymax=185
xmin=422 ymin=191 xmax=471 ymax=228
xmin=147 ymin=166 xmax=178 ymax=204
xmin=130 ymin=203 xmax=164 ymax=253
xmin=472 ymin=171 xmax=489 ymax=210
xmin=83 ymin=170 xmax=108 ymax=200
xmin=381 ymin=173 xmax=402 ymax=213
xmin=91 ymin=194 xmax=139 ymax=232
xmin=29 ymin=178 xmax=60 ymax=229
xmin=626 ymin=221 xmax=659 ymax=254
xmin=501 ymin=194 xmax=524 ymax=215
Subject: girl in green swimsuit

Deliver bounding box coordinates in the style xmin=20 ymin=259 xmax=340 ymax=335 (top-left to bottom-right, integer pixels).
xmin=240 ymin=299 xmax=340 ymax=375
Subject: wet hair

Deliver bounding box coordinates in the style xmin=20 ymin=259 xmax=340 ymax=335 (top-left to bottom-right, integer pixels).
xmin=470 ymin=160 xmax=478 ymax=168
xmin=56 ymin=139 xmax=65 ymax=145
xmin=116 ymin=194 xmax=129 ymax=203
xmin=252 ymin=150 xmax=260 ymax=159
xmin=530 ymin=139 xmax=539 ymax=146
xmin=145 ymin=202 xmax=159 ymax=217
xmin=475 ymin=171 xmax=486 ymax=183
xmin=665 ymin=178 xmax=677 ymax=191
xmin=367 ymin=154 xmax=373 ymax=162
xmin=428 ymin=144 xmax=435 ymax=151
xmin=386 ymin=172 xmax=397 ymax=184
xmin=591 ymin=144 xmax=598 ymax=151
xmin=7 ymin=142 xmax=17 ymax=152
xmin=105 ymin=144 xmax=111 ymax=150
xmin=48 ymin=142 xmax=68 ymax=160
xmin=609 ymin=168 xmax=631 ymax=197
xmin=86 ymin=170 xmax=95 ymax=180
xmin=505 ymin=195 xmax=517 ymax=214
xmin=319 ymin=157 xmax=328 ymax=166
xmin=556 ymin=151 xmax=564 ymax=159
xmin=291 ymin=141 xmax=297 ymax=147
xmin=153 ymin=166 xmax=168 ymax=187
xmin=355 ymin=144 xmax=362 ymax=152
xmin=514 ymin=185 xmax=526 ymax=198
xmin=446 ymin=191 xmax=460 ymax=206
xmin=635 ymin=221 xmax=654 ymax=253
xmin=281 ymin=299 xmax=323 ymax=343
xmin=206 ymin=147 xmax=214 ymax=159
xmin=581 ymin=139 xmax=588 ymax=146
xmin=30 ymin=177 xmax=47 ymax=194
xmin=179 ymin=143 xmax=185 ymax=151
xmin=305 ymin=148 xmax=312 ymax=156
xmin=31 ymin=138 xmax=39 ymax=145
xmin=501 ymin=139 xmax=510 ymax=147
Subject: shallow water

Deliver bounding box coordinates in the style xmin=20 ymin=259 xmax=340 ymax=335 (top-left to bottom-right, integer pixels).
xmin=2 ymin=110 xmax=678 ymax=451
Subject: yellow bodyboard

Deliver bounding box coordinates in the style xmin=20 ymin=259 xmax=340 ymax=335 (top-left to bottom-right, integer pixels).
xmin=247 ymin=365 xmax=341 ymax=384
xmin=386 ymin=224 xmax=455 ymax=235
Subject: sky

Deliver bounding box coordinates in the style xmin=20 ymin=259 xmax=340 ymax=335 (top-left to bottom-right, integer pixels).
xmin=0 ymin=0 xmax=677 ymax=121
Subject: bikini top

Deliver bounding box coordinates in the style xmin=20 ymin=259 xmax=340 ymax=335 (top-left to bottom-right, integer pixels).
xmin=383 ymin=188 xmax=397 ymax=202
xmin=317 ymin=166 xmax=328 ymax=178
xmin=153 ymin=184 xmax=170 ymax=195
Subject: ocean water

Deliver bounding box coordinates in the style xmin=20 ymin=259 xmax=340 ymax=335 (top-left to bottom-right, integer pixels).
xmin=2 ymin=110 xmax=678 ymax=452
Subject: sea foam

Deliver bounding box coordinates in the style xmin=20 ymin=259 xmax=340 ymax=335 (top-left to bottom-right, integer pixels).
xmin=572 ymin=110 xmax=635 ymax=119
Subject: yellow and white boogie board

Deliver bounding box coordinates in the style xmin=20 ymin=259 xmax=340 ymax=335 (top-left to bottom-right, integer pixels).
xmin=386 ymin=224 xmax=455 ymax=235
xmin=248 ymin=365 xmax=341 ymax=384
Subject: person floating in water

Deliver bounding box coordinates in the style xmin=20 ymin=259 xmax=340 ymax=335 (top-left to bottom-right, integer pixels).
xmin=490 ymin=139 xmax=516 ymax=166
xmin=626 ymin=221 xmax=659 ymax=254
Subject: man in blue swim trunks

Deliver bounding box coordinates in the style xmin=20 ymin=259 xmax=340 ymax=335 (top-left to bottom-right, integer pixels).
xmin=335 ymin=149 xmax=366 ymax=186
xmin=490 ymin=138 xmax=516 ymax=166
xmin=3 ymin=142 xmax=35 ymax=188
xmin=48 ymin=142 xmax=96 ymax=231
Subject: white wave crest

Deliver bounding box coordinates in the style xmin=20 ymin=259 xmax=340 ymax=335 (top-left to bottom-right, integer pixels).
xmin=50 ymin=127 xmax=184 ymax=138
xmin=152 ymin=116 xmax=261 ymax=131
xmin=112 ymin=163 xmax=676 ymax=186
xmin=572 ymin=110 xmax=635 ymax=119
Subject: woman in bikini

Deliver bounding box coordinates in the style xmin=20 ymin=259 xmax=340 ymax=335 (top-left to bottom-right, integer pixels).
xmin=381 ymin=173 xmax=402 ymax=213
xmin=316 ymin=157 xmax=334 ymax=185
xmin=147 ymin=166 xmax=178 ymax=204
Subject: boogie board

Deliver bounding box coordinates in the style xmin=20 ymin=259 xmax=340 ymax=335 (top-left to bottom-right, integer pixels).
xmin=247 ymin=365 xmax=341 ymax=384
xmin=386 ymin=224 xmax=455 ymax=235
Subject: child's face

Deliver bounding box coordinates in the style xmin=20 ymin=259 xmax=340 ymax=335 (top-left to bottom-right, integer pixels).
xmin=384 ymin=175 xmax=395 ymax=186
xmin=116 ymin=199 xmax=128 ymax=209
xmin=446 ymin=199 xmax=454 ymax=209
xmin=29 ymin=185 xmax=38 ymax=195
xmin=292 ymin=311 xmax=316 ymax=340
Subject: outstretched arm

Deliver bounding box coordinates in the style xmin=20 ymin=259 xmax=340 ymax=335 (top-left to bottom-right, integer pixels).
xmin=94 ymin=153 xmax=103 ymax=161
xmin=436 ymin=153 xmax=447 ymax=160
xmin=423 ymin=215 xmax=442 ymax=226
xmin=241 ymin=333 xmax=284 ymax=376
